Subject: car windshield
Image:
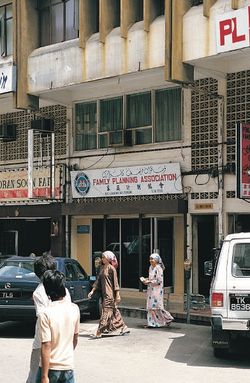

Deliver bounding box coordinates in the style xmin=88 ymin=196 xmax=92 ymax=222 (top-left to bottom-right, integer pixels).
xmin=232 ymin=243 xmax=250 ymax=277
xmin=0 ymin=260 xmax=38 ymax=280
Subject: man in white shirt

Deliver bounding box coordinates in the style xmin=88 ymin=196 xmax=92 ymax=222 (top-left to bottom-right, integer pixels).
xmin=36 ymin=270 xmax=80 ymax=383
xmin=26 ymin=255 xmax=71 ymax=383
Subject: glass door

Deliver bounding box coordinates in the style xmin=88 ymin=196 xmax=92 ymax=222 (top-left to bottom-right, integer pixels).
xmin=157 ymin=219 xmax=173 ymax=288
xmin=121 ymin=219 xmax=139 ymax=288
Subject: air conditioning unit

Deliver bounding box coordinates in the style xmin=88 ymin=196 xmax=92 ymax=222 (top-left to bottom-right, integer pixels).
xmin=108 ymin=130 xmax=132 ymax=147
xmin=0 ymin=124 xmax=17 ymax=142
xmin=31 ymin=119 xmax=54 ymax=133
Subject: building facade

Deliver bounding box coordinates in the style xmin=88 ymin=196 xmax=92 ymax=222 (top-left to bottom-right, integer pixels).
xmin=0 ymin=0 xmax=249 ymax=309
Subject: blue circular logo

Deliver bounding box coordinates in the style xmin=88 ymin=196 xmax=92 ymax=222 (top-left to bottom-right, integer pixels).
xmin=74 ymin=172 xmax=90 ymax=196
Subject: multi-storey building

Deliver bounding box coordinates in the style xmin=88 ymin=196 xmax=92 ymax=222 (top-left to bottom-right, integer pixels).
xmin=1 ymin=0 xmax=250 ymax=310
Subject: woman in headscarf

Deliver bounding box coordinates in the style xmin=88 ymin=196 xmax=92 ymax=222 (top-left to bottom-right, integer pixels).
xmin=88 ymin=250 xmax=129 ymax=338
xmin=140 ymin=253 xmax=173 ymax=328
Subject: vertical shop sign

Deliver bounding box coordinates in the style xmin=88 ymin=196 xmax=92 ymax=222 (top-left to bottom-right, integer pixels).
xmin=236 ymin=123 xmax=250 ymax=199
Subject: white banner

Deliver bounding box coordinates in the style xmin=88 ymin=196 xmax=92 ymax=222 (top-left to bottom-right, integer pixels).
xmin=71 ymin=163 xmax=182 ymax=198
xmin=216 ymin=7 xmax=250 ymax=53
xmin=0 ymin=64 xmax=16 ymax=94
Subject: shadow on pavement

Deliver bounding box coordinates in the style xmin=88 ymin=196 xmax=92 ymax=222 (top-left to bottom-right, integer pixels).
xmin=165 ymin=323 xmax=250 ymax=368
xmin=0 ymin=321 xmax=35 ymax=338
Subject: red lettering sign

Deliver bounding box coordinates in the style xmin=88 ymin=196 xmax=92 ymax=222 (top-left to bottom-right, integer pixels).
xmin=219 ymin=16 xmax=246 ymax=46
xmin=216 ymin=7 xmax=250 ymax=53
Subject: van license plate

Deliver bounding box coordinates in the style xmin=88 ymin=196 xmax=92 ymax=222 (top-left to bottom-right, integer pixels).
xmin=230 ymin=294 xmax=250 ymax=311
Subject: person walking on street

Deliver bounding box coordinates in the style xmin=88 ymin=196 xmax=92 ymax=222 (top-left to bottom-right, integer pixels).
xmin=36 ymin=270 xmax=80 ymax=383
xmin=88 ymin=250 xmax=129 ymax=338
xmin=140 ymin=253 xmax=173 ymax=328
xmin=26 ymin=255 xmax=71 ymax=383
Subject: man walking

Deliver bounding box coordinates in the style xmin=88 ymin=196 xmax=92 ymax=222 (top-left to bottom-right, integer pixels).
xmin=26 ymin=254 xmax=59 ymax=383
xmin=36 ymin=270 xmax=80 ymax=383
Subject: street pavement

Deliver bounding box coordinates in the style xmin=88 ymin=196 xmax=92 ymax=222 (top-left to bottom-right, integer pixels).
xmin=1 ymin=317 xmax=250 ymax=383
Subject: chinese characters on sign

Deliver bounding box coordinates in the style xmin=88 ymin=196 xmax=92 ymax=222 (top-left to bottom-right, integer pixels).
xmin=71 ymin=163 xmax=182 ymax=198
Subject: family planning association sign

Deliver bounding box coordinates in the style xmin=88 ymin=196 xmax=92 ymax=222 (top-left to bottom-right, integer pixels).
xmin=71 ymin=163 xmax=182 ymax=198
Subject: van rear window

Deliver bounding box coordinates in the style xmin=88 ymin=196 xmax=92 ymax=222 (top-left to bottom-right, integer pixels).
xmin=232 ymin=243 xmax=250 ymax=277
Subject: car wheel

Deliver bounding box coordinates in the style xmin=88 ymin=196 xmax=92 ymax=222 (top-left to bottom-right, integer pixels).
xmin=90 ymin=296 xmax=102 ymax=320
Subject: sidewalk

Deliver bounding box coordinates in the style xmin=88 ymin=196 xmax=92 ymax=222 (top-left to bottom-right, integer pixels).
xmin=118 ymin=289 xmax=211 ymax=326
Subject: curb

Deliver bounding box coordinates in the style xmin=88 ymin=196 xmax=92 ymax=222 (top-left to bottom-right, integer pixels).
xmin=118 ymin=306 xmax=211 ymax=326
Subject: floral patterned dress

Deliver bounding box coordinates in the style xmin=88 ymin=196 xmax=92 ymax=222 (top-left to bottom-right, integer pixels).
xmin=147 ymin=264 xmax=173 ymax=327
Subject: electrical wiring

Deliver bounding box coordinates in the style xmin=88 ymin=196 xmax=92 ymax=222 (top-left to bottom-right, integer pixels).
xmin=194 ymin=173 xmax=211 ymax=185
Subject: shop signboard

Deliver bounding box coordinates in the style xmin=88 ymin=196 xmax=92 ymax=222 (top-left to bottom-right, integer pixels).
xmin=0 ymin=64 xmax=16 ymax=94
xmin=0 ymin=166 xmax=63 ymax=202
xmin=236 ymin=123 xmax=250 ymax=199
xmin=216 ymin=6 xmax=250 ymax=53
xmin=71 ymin=163 xmax=182 ymax=198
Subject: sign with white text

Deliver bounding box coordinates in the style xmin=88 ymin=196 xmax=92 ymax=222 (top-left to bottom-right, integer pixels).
xmin=0 ymin=65 xmax=16 ymax=94
xmin=71 ymin=163 xmax=182 ymax=198
xmin=216 ymin=7 xmax=250 ymax=53
xmin=0 ymin=167 xmax=63 ymax=202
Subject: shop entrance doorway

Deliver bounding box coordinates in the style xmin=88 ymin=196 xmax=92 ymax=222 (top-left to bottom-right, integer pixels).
xmin=92 ymin=217 xmax=173 ymax=289
xmin=0 ymin=219 xmax=51 ymax=258
xmin=193 ymin=215 xmax=217 ymax=297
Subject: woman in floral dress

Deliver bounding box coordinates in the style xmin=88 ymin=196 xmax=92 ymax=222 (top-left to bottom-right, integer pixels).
xmin=141 ymin=253 xmax=173 ymax=328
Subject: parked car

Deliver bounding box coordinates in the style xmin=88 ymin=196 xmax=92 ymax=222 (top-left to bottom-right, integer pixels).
xmin=0 ymin=256 xmax=101 ymax=322
xmin=208 ymin=233 xmax=250 ymax=357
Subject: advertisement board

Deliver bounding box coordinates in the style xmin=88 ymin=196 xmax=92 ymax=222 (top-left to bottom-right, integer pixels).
xmin=236 ymin=123 xmax=250 ymax=199
xmin=71 ymin=163 xmax=182 ymax=199
xmin=0 ymin=64 xmax=16 ymax=94
xmin=0 ymin=166 xmax=63 ymax=202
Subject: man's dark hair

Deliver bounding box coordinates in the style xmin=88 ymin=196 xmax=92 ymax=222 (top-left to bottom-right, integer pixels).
xmin=34 ymin=255 xmax=56 ymax=279
xmin=43 ymin=270 xmax=66 ymax=301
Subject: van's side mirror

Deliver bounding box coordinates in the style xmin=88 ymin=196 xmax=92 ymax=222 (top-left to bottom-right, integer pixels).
xmin=204 ymin=260 xmax=213 ymax=276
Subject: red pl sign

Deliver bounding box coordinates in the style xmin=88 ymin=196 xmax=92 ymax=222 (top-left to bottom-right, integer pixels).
xmin=216 ymin=6 xmax=250 ymax=53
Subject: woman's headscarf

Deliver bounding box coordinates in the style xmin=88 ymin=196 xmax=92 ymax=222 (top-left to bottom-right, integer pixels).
xmin=103 ymin=250 xmax=118 ymax=269
xmin=150 ymin=253 xmax=165 ymax=270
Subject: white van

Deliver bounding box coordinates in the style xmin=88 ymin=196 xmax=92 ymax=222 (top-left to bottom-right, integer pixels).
xmin=210 ymin=232 xmax=250 ymax=357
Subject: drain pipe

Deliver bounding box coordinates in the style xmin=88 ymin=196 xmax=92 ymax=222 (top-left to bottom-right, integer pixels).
xmin=217 ymin=96 xmax=225 ymax=247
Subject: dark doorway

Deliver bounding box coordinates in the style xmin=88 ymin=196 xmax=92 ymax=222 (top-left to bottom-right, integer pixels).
xmin=157 ymin=219 xmax=173 ymax=288
xmin=196 ymin=215 xmax=216 ymax=297
xmin=0 ymin=219 xmax=51 ymax=257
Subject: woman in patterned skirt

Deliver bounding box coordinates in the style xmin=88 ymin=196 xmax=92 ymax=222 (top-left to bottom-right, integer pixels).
xmin=88 ymin=250 xmax=129 ymax=338
xmin=140 ymin=253 xmax=173 ymax=328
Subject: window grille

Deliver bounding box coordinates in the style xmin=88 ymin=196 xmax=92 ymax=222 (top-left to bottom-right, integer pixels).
xmin=226 ymin=70 xmax=250 ymax=166
xmin=191 ymin=78 xmax=218 ymax=170
xmin=0 ymin=105 xmax=67 ymax=163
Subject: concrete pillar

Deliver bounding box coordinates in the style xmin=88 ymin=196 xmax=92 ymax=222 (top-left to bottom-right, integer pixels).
xmin=121 ymin=0 xmax=142 ymax=38
xmin=79 ymin=0 xmax=99 ymax=48
xmin=13 ymin=0 xmax=39 ymax=110
xmin=203 ymin=0 xmax=217 ymax=17
xmin=165 ymin=0 xmax=194 ymax=83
